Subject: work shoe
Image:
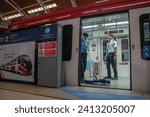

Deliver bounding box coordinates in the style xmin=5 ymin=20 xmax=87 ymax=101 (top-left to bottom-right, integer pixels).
xmin=112 ymin=76 xmax=118 ymax=80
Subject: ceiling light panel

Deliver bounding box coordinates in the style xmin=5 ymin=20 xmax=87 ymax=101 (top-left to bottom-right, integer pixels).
xmin=1 ymin=13 xmax=23 ymax=21
xmin=28 ymin=3 xmax=57 ymax=14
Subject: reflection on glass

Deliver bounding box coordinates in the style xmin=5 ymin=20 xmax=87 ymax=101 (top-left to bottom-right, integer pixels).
xmin=143 ymin=22 xmax=150 ymax=41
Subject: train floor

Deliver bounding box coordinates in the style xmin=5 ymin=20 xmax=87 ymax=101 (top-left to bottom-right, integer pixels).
xmin=82 ymin=77 xmax=130 ymax=89
xmin=0 ymin=81 xmax=150 ymax=100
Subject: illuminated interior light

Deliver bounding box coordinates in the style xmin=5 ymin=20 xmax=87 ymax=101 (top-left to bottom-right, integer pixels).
xmin=17 ymin=14 xmax=21 ymax=17
xmin=37 ymin=7 xmax=42 ymax=11
xmin=9 ymin=16 xmax=13 ymax=19
xmin=83 ymin=26 xmax=92 ymax=29
xmin=82 ymin=25 xmax=98 ymax=29
xmin=14 ymin=15 xmax=18 ymax=17
xmin=52 ymin=3 xmax=57 ymax=7
xmin=4 ymin=18 xmax=8 ymax=20
xmin=47 ymin=5 xmax=52 ymax=8
xmin=28 ymin=11 xmax=31 ymax=14
xmin=41 ymin=7 xmax=44 ymax=10
xmin=6 ymin=17 xmax=9 ymax=19
xmin=12 ymin=15 xmax=15 ymax=18
xmin=93 ymin=25 xmax=98 ymax=28
xmin=117 ymin=21 xmax=128 ymax=25
xmin=32 ymin=10 xmax=35 ymax=13
xmin=31 ymin=10 xmax=35 ymax=13
xmin=104 ymin=23 xmax=116 ymax=26
xmin=27 ymin=3 xmax=57 ymax=14
xmin=34 ymin=8 xmax=38 ymax=12
xmin=1 ymin=13 xmax=22 ymax=21
xmin=101 ymin=21 xmax=128 ymax=26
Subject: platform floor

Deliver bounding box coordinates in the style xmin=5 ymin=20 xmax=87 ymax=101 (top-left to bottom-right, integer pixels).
xmin=0 ymin=81 xmax=149 ymax=100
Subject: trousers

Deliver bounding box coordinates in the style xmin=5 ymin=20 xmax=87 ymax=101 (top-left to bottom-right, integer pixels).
xmin=106 ymin=52 xmax=118 ymax=77
xmin=80 ymin=53 xmax=87 ymax=79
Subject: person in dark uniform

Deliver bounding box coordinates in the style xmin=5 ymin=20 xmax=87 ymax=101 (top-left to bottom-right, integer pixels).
xmin=105 ymin=34 xmax=118 ymax=80
xmin=80 ymin=33 xmax=89 ymax=83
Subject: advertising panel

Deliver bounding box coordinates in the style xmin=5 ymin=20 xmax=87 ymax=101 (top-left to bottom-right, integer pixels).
xmin=0 ymin=41 xmax=35 ymax=82
xmin=9 ymin=27 xmax=38 ymax=43
xmin=39 ymin=24 xmax=57 ymax=41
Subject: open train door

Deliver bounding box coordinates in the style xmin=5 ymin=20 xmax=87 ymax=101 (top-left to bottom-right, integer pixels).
xmin=58 ymin=18 xmax=80 ymax=86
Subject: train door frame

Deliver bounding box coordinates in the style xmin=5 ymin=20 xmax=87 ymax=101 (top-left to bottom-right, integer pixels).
xmin=129 ymin=7 xmax=150 ymax=91
xmin=80 ymin=11 xmax=132 ymax=90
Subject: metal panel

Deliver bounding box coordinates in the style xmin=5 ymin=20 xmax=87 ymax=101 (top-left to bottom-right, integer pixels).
xmin=129 ymin=7 xmax=150 ymax=92
xmin=37 ymin=24 xmax=62 ymax=88
xmin=58 ymin=18 xmax=80 ymax=86
xmin=37 ymin=57 xmax=57 ymax=87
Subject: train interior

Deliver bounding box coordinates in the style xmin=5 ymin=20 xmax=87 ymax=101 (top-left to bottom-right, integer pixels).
xmin=81 ymin=12 xmax=130 ymax=89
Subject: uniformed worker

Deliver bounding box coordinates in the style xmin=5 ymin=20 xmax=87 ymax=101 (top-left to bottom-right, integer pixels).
xmin=105 ymin=34 xmax=118 ymax=80
xmin=80 ymin=33 xmax=89 ymax=83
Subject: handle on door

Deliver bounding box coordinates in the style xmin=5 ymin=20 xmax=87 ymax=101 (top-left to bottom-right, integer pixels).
xmin=132 ymin=44 xmax=135 ymax=50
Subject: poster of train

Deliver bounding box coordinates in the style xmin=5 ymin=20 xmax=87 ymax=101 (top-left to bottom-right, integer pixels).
xmin=0 ymin=41 xmax=35 ymax=82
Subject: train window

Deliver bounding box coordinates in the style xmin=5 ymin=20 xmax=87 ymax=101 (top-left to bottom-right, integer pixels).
xmin=140 ymin=14 xmax=150 ymax=60
xmin=121 ymin=39 xmax=129 ymax=61
xmin=62 ymin=25 xmax=73 ymax=61
xmin=143 ymin=23 xmax=150 ymax=42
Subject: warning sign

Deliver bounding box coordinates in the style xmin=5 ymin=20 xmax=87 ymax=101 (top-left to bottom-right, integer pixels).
xmin=38 ymin=41 xmax=57 ymax=57
xmin=44 ymin=42 xmax=56 ymax=49
xmin=44 ymin=49 xmax=56 ymax=57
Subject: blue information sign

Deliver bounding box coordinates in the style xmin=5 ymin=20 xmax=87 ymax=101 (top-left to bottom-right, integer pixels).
xmin=0 ymin=34 xmax=9 ymax=45
xmin=0 ymin=34 xmax=5 ymax=42
xmin=143 ymin=45 xmax=150 ymax=59
xmin=9 ymin=27 xmax=38 ymax=43
xmin=39 ymin=24 xmax=57 ymax=41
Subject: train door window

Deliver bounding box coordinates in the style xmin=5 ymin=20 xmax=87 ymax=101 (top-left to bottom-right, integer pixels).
xmin=121 ymin=39 xmax=129 ymax=61
xmin=140 ymin=14 xmax=150 ymax=60
xmin=62 ymin=25 xmax=73 ymax=61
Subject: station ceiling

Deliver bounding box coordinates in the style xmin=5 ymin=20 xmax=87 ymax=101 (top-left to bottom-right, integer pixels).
xmin=0 ymin=0 xmax=102 ymax=29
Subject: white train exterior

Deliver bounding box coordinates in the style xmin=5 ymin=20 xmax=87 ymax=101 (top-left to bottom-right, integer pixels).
xmin=8 ymin=0 xmax=150 ymax=92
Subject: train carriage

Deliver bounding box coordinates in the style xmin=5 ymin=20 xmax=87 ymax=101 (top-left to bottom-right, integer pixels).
xmin=3 ymin=0 xmax=150 ymax=92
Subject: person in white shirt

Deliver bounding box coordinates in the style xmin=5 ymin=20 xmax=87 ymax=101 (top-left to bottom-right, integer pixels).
xmin=105 ymin=34 xmax=118 ymax=80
